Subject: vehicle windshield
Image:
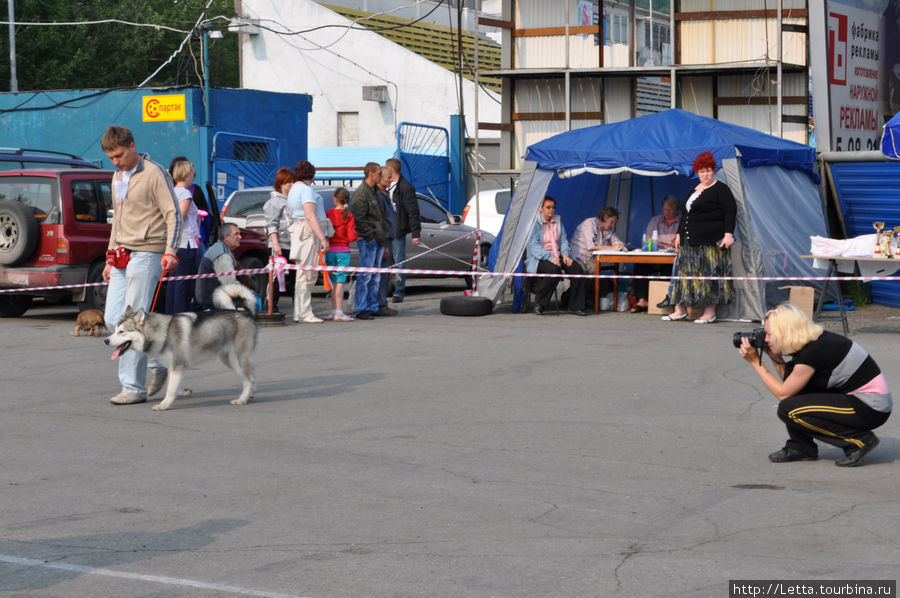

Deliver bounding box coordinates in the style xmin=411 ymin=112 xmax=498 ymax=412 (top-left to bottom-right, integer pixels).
xmin=0 ymin=177 xmax=57 ymax=222
xmin=226 ymin=190 xmax=271 ymax=217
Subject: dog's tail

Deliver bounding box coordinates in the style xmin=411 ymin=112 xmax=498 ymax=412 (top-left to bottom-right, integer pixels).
xmin=213 ymin=283 xmax=259 ymax=316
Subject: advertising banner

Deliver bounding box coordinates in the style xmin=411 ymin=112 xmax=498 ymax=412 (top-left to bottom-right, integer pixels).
xmin=810 ymin=0 xmax=900 ymax=152
xmin=141 ymin=94 xmax=187 ymax=123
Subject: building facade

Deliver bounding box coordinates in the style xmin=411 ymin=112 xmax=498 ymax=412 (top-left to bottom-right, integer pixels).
xmin=236 ymin=0 xmax=502 ymax=148
xmin=481 ymin=1 xmax=810 ymax=170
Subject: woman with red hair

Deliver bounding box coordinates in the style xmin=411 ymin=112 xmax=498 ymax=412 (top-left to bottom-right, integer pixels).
xmin=661 ymin=151 xmax=736 ymax=324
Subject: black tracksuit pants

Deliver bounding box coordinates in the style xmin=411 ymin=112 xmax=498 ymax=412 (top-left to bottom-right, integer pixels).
xmin=778 ymin=393 xmax=890 ymax=457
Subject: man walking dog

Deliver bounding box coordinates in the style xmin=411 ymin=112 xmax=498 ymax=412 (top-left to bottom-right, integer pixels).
xmin=101 ymin=125 xmax=182 ymax=405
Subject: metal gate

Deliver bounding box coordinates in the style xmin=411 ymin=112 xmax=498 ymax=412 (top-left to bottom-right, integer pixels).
xmin=397 ymin=122 xmax=450 ymax=209
xmin=211 ymin=132 xmax=280 ymax=208
xmin=828 ymin=160 xmax=900 ymax=307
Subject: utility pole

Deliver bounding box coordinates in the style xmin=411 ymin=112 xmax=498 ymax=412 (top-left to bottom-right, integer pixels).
xmin=8 ymin=0 xmax=17 ymax=92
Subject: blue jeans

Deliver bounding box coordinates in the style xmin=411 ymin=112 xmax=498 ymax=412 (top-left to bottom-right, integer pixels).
xmin=104 ymin=251 xmax=165 ymax=395
xmin=391 ymin=236 xmax=407 ymax=298
xmin=377 ymin=244 xmax=393 ymax=309
xmin=355 ymin=239 xmax=382 ymax=314
xmin=164 ymin=246 xmax=198 ymax=314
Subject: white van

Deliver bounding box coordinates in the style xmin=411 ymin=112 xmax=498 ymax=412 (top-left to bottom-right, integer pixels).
xmin=461 ymin=188 xmax=513 ymax=237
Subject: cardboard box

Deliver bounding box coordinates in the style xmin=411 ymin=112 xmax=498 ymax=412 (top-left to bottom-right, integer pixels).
xmin=647 ymin=281 xmax=673 ymax=315
xmin=779 ymin=285 xmax=816 ymax=318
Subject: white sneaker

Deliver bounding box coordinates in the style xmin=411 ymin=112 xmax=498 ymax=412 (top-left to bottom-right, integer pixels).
xmin=109 ymin=392 xmax=146 ymax=405
xmin=147 ymin=370 xmax=168 ymax=396
xmin=301 ymin=316 xmax=324 ymax=323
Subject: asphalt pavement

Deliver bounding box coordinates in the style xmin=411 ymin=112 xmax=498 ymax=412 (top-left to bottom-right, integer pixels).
xmin=1 ymin=280 xmax=898 ymax=597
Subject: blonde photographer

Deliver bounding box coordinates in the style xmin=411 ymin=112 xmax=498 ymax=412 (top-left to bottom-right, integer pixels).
xmin=739 ymin=303 xmax=891 ymax=467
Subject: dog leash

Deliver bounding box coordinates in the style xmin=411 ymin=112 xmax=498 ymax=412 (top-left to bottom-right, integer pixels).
xmin=150 ymin=271 xmax=168 ymax=312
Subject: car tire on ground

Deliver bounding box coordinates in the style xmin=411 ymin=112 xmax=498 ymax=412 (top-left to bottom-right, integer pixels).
xmin=0 ymin=200 xmax=40 ymax=267
xmin=76 ymin=260 xmax=108 ymax=312
xmin=440 ymin=295 xmax=493 ymax=317
xmin=239 ymin=255 xmax=268 ymax=300
xmin=0 ymin=294 xmax=33 ymax=317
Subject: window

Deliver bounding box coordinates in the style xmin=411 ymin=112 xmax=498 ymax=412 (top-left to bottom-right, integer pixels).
xmin=0 ymin=178 xmax=57 ymax=222
xmin=495 ymin=190 xmax=511 ymax=214
xmin=233 ymin=140 xmax=270 ymax=163
xmin=417 ymin=196 xmax=448 ymax=224
xmin=70 ymin=180 xmax=109 ymax=223
xmin=338 ymin=112 xmax=359 ymax=147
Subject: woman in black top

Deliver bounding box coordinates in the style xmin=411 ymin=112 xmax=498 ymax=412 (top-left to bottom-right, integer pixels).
xmin=739 ymin=303 xmax=891 ymax=467
xmin=661 ymin=151 xmax=736 ymax=324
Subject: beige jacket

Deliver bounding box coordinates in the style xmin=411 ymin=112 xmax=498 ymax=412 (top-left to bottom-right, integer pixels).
xmin=108 ymin=154 xmax=182 ymax=255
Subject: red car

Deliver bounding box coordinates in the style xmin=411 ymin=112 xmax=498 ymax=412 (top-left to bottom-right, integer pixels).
xmin=0 ymin=168 xmax=269 ymax=317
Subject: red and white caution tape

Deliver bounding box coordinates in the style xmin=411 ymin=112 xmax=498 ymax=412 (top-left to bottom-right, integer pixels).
xmin=4 ymin=261 xmax=900 ymax=295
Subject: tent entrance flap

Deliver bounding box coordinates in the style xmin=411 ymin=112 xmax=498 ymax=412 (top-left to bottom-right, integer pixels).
xmin=478 ymin=162 xmax=552 ymax=303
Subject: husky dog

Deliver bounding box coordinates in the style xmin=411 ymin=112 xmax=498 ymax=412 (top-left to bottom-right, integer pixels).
xmin=105 ymin=283 xmax=259 ymax=411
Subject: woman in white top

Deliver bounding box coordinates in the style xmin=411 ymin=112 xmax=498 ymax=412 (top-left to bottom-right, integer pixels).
xmin=165 ymin=160 xmax=202 ymax=314
xmin=286 ymin=160 xmax=332 ymax=323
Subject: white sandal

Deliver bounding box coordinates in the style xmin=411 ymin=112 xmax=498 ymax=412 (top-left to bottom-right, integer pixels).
xmin=694 ymin=316 xmax=717 ymax=324
xmin=661 ymin=313 xmax=688 ymax=321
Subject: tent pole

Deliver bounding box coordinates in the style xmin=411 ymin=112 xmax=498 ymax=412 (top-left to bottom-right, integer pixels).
xmin=777 ymin=0 xmax=783 ymax=137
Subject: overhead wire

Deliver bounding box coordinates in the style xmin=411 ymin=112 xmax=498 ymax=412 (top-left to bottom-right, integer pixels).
xmin=213 ymin=0 xmax=445 ymax=38
xmin=0 ymin=18 xmax=188 ymax=33
xmin=138 ymin=0 xmax=213 ymax=87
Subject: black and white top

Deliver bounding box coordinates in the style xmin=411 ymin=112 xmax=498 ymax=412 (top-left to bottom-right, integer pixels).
xmin=785 ymin=330 xmax=892 ymax=412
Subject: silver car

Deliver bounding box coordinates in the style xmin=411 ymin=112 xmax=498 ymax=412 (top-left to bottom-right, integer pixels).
xmin=222 ymin=186 xmax=493 ymax=287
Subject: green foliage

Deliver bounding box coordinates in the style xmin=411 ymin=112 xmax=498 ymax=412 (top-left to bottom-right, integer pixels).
xmin=0 ymin=0 xmax=239 ymax=91
xmin=842 ymin=280 xmax=872 ymax=308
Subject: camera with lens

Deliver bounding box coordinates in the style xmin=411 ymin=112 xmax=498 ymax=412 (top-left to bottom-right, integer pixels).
xmin=733 ymin=327 xmax=767 ymax=350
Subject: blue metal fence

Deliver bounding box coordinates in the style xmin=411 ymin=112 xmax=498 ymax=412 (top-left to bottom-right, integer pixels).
xmin=397 ymin=122 xmax=450 ymax=209
xmin=830 ymin=161 xmax=900 ymax=307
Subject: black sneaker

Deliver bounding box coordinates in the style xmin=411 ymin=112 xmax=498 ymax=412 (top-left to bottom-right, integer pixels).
xmin=768 ymin=447 xmax=817 ymax=463
xmin=534 ymin=305 xmax=544 ymax=316
xmin=356 ymin=311 xmax=374 ymax=320
xmin=835 ymin=435 xmax=879 ymax=467
xmin=656 ymin=295 xmax=672 ymax=309
xmin=391 ymin=296 xmax=404 ymax=303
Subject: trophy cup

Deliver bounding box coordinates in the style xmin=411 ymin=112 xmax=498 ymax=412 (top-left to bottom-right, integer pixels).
xmin=873 ymin=221 xmax=885 ymax=256
xmin=883 ymin=228 xmax=895 ymax=259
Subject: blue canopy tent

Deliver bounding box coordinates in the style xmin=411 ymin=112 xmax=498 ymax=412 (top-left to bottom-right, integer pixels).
xmin=881 ymin=111 xmax=900 ymax=159
xmin=480 ymin=109 xmax=828 ymax=321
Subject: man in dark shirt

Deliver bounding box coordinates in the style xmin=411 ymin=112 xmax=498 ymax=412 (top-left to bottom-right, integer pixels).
xmin=375 ymin=166 xmax=398 ymax=316
xmin=385 ymin=158 xmax=420 ymax=303
xmin=350 ymin=163 xmax=389 ymax=320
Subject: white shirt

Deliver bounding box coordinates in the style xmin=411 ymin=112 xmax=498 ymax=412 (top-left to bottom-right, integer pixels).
xmin=175 ymin=187 xmax=200 ymax=249
xmin=387 ymin=182 xmax=397 ymax=211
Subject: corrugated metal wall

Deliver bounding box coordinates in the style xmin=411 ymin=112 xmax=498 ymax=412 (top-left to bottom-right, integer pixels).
xmin=716 ymin=72 xmax=808 ymax=143
xmin=829 ymin=162 xmax=900 ymax=307
xmin=603 ymin=78 xmax=633 ymax=123
xmin=679 ymin=18 xmax=807 ymax=66
xmin=679 ymin=76 xmax=714 ymax=116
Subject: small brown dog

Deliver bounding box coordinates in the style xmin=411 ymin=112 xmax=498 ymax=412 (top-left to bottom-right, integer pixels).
xmin=75 ymin=309 xmax=105 ymax=337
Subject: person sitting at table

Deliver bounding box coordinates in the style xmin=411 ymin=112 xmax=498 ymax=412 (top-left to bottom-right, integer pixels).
xmin=570 ymin=206 xmax=625 ymax=306
xmin=525 ymin=196 xmax=588 ymax=316
xmin=630 ymin=195 xmax=681 ymax=313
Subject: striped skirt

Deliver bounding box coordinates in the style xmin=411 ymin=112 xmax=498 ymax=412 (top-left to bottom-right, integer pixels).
xmin=671 ymin=244 xmax=734 ymax=308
